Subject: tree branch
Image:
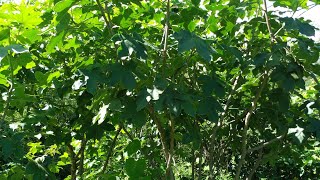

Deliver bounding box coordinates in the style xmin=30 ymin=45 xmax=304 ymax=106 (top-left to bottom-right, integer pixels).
xmin=162 ymin=0 xmax=171 ymax=71
xmin=77 ymin=135 xmax=87 ymax=178
xmin=122 ymin=126 xmax=134 ymax=141
xmin=235 ymin=71 xmax=269 ymax=180
xmin=96 ymin=0 xmax=113 ymax=35
xmin=263 ymin=0 xmax=275 ymax=42
xmin=101 ymin=127 xmax=122 ymax=173
xmin=148 ymin=106 xmax=169 ymax=162
xmin=247 ymin=149 xmax=263 ymax=180
xmin=166 ymin=116 xmax=175 ymax=179
xmin=67 ymin=144 xmax=77 ymax=180
xmin=1 ymin=55 xmax=14 ymax=123
xmin=208 ymin=75 xmax=240 ymax=177
xmin=247 ymin=134 xmax=286 ymax=154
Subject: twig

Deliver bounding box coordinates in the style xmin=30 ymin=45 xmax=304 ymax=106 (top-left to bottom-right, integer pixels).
xmin=101 ymin=127 xmax=122 ymax=173
xmin=122 ymin=126 xmax=134 ymax=141
xmin=297 ymin=4 xmax=317 ymax=17
xmin=247 ymin=134 xmax=286 ymax=153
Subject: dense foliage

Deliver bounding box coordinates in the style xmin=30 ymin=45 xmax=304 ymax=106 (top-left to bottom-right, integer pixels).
xmin=0 ymin=0 xmax=320 ymax=179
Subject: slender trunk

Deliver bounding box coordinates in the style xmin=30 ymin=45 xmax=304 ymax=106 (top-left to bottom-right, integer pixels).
xmin=198 ymin=145 xmax=203 ymax=180
xmin=209 ymin=75 xmax=240 ymax=178
xmin=191 ymin=149 xmax=195 ymax=180
xmin=67 ymin=144 xmax=77 ymax=180
xmin=235 ymin=72 xmax=269 ymax=180
xmin=77 ymin=136 xmax=87 ymax=179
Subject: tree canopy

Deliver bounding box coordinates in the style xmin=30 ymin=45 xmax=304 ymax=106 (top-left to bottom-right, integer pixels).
xmin=0 ymin=0 xmax=320 ymax=179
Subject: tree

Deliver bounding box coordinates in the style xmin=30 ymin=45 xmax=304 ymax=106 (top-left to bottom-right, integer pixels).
xmin=0 ymin=0 xmax=320 ymax=179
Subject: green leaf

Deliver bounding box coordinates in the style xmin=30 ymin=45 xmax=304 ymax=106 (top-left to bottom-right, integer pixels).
xmin=125 ymin=139 xmax=141 ymax=156
xmin=253 ymin=53 xmax=269 ymax=67
xmin=26 ymin=159 xmax=48 ymax=180
xmin=35 ymin=71 xmax=48 ymax=86
xmin=0 ymin=139 xmax=14 ymax=159
xmin=21 ymin=29 xmax=42 ymax=43
xmin=0 ymin=73 xmax=9 ymax=87
xmin=136 ymin=88 xmax=150 ymax=111
xmin=54 ymin=0 xmax=74 ymax=12
xmin=199 ymin=75 xmax=225 ymax=97
xmin=281 ymin=17 xmax=315 ymax=36
xmin=173 ymin=30 xmax=195 ymax=53
xmin=0 ymin=29 xmax=10 ymax=41
xmin=0 ymin=47 xmax=8 ymax=62
xmin=174 ymin=30 xmax=216 ymax=61
xmin=181 ymin=101 xmax=196 ymax=117
xmin=278 ymin=92 xmax=290 ymax=112
xmin=108 ymin=63 xmax=137 ymax=90
xmin=81 ymin=69 xmax=104 ymax=94
xmin=125 ymin=158 xmax=146 ymax=178
xmin=191 ymin=0 xmax=200 ymax=6
xmin=109 ymin=99 xmax=122 ymax=111
xmin=46 ymin=31 xmax=65 ymax=53
xmin=195 ymin=37 xmax=215 ymax=61
xmin=56 ymin=12 xmax=71 ymax=33
xmin=122 ymin=71 xmax=136 ymax=90
xmin=281 ymin=75 xmax=295 ymax=92
xmin=114 ymin=33 xmax=147 ymax=59
xmin=188 ymin=21 xmax=197 ymax=32
xmin=197 ymin=97 xmax=220 ymax=122
xmin=47 ymin=71 xmax=61 ymax=83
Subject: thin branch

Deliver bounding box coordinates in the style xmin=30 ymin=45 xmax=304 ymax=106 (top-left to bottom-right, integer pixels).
xmin=96 ymin=0 xmax=113 ymax=35
xmin=1 ymin=55 xmax=14 ymax=122
xmin=122 ymin=126 xmax=134 ymax=141
xmin=166 ymin=116 xmax=175 ymax=179
xmin=235 ymin=71 xmax=269 ymax=180
xmin=148 ymin=106 xmax=169 ymax=162
xmin=246 ymin=149 xmax=263 ymax=180
xmin=247 ymin=134 xmax=286 ymax=153
xmin=198 ymin=145 xmax=203 ymax=180
xmin=162 ymin=0 xmax=171 ymax=71
xmin=263 ymin=0 xmax=275 ymax=42
xmin=297 ymin=4 xmax=317 ymax=17
xmin=101 ymin=127 xmax=122 ymax=173
xmin=208 ymin=75 xmax=240 ymax=176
